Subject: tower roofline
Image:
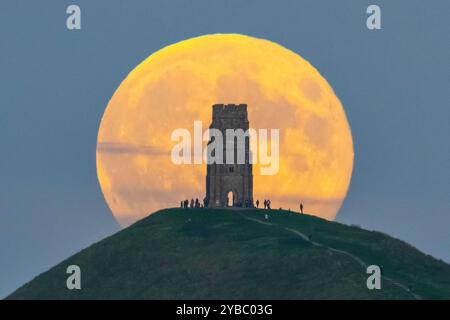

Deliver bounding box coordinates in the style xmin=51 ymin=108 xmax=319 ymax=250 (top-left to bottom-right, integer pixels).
xmin=212 ymin=104 xmax=247 ymax=119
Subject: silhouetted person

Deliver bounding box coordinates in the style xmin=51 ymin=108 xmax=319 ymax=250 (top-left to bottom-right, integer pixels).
xmin=180 ymin=201 xmax=183 ymax=208
xmin=267 ymin=200 xmax=271 ymax=210
xmin=203 ymin=197 xmax=208 ymax=208
xmin=256 ymin=200 xmax=260 ymax=208
xmin=195 ymin=198 xmax=200 ymax=208
xmin=263 ymin=199 xmax=267 ymax=209
xmin=190 ymin=198 xmax=194 ymax=208
xmin=300 ymin=202 xmax=304 ymax=214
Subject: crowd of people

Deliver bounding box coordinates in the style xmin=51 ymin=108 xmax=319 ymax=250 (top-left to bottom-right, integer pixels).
xmin=180 ymin=198 xmax=305 ymax=214
xmin=180 ymin=198 xmax=206 ymax=208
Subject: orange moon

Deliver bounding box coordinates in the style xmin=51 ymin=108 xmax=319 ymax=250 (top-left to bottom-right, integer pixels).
xmin=96 ymin=34 xmax=354 ymax=227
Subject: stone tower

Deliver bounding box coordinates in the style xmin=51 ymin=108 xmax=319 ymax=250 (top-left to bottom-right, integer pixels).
xmin=205 ymin=104 xmax=253 ymax=208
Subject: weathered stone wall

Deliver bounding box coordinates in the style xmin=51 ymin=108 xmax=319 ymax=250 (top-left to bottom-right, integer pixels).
xmin=205 ymin=104 xmax=253 ymax=207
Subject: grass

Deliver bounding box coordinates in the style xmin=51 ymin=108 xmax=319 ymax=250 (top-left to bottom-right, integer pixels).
xmin=7 ymin=208 xmax=450 ymax=299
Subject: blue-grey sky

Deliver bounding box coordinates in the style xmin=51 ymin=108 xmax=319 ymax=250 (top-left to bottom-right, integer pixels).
xmin=1 ymin=0 xmax=449 ymax=298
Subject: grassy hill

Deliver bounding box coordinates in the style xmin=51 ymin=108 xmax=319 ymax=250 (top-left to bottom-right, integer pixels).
xmin=7 ymin=208 xmax=450 ymax=299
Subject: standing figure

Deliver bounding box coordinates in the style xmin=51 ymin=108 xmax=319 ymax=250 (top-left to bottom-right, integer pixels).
xmin=256 ymin=199 xmax=260 ymax=208
xmin=300 ymin=202 xmax=304 ymax=214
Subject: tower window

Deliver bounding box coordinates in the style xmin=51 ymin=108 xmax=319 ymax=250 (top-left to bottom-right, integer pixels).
xmin=229 ymin=167 xmax=234 ymax=173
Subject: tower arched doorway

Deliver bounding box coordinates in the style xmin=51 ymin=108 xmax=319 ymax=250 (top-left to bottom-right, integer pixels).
xmin=227 ymin=191 xmax=234 ymax=207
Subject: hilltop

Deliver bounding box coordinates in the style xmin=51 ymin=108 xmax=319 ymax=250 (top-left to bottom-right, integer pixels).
xmin=8 ymin=208 xmax=450 ymax=299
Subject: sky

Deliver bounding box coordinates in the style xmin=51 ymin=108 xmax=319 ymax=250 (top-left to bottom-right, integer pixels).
xmin=0 ymin=0 xmax=449 ymax=298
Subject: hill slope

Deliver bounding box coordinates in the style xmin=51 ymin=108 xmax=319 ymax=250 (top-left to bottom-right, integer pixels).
xmin=8 ymin=208 xmax=450 ymax=299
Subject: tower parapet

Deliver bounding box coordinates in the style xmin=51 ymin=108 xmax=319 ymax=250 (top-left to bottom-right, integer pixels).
xmin=212 ymin=104 xmax=248 ymax=120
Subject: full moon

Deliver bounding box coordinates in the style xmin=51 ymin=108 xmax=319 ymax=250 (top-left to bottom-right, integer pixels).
xmin=97 ymin=34 xmax=354 ymax=227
